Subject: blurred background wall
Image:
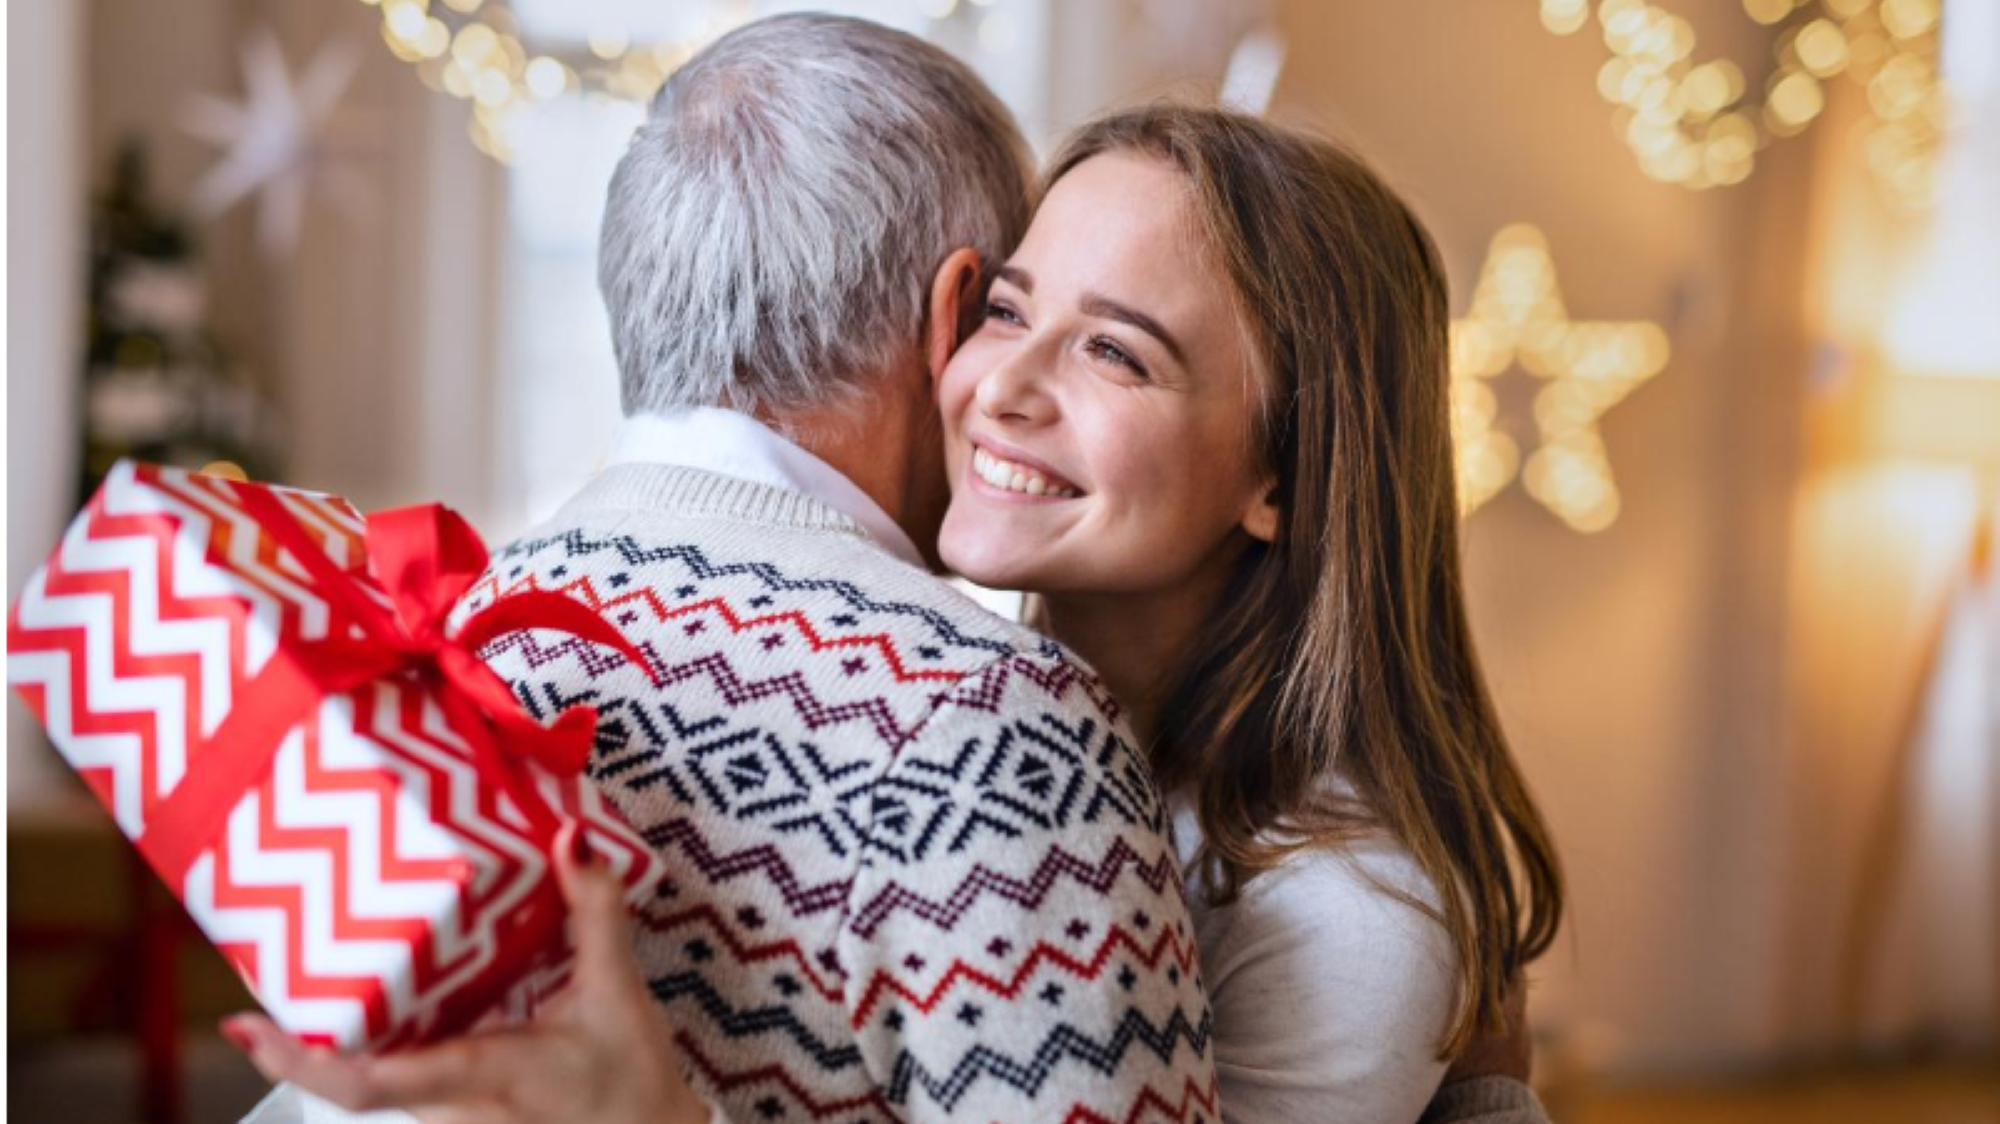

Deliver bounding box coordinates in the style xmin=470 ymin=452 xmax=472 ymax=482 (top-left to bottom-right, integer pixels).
xmin=7 ymin=1 xmax=1997 ymax=1121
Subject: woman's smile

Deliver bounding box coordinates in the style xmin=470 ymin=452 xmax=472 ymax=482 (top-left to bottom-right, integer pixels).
xmin=968 ymin=440 xmax=1084 ymax=500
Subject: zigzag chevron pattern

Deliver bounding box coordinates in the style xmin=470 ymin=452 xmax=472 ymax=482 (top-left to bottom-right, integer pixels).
xmin=476 ymin=631 xmax=1126 ymax=754
xmin=7 ymin=462 xmax=662 ymax=1050
xmin=485 ymin=529 xmax=1017 ymax=658
xmin=881 ymin=1007 xmax=1215 ymax=1110
xmin=845 ymin=921 xmax=1199 ymax=1028
xmin=638 ymin=818 xmax=1181 ymax=939
xmin=844 ymin=837 xmax=1183 ymax=939
xmin=466 ymin=571 xmax=971 ymax=686
xmin=450 ymin=472 xmax=1218 ymax=1123
xmin=677 ymin=1036 xmax=1218 ymax=1124
xmin=650 ymin=971 xmax=866 ymax=1072
xmin=637 ymin=903 xmax=1197 ymax=1021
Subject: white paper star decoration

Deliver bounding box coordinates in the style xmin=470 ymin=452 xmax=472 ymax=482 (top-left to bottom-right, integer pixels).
xmin=181 ymin=29 xmax=372 ymax=260
xmin=1451 ymin=225 xmax=1671 ymax=532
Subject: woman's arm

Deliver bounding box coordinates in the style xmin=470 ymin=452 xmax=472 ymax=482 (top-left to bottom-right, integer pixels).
xmin=1196 ymin=834 xmax=1456 ymax=1124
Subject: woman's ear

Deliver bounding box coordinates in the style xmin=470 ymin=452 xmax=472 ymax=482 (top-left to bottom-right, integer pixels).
xmin=926 ymin=247 xmax=985 ymax=382
xmin=1242 ymin=484 xmax=1281 ymax=544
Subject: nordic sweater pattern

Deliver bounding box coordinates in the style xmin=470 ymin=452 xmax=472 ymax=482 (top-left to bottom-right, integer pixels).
xmin=452 ymin=465 xmax=1219 ymax=1124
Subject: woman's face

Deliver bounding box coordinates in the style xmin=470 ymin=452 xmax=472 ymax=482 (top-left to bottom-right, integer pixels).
xmin=937 ymin=151 xmax=1277 ymax=599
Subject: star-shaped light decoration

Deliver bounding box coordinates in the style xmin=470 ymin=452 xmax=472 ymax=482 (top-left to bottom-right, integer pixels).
xmin=1451 ymin=224 xmax=1670 ymax=532
xmin=181 ymin=29 xmax=371 ymax=261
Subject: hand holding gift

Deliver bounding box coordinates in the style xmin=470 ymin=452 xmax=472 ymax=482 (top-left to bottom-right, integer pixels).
xmin=8 ymin=461 xmax=667 ymax=1051
xmin=226 ymin=821 xmax=712 ymax=1124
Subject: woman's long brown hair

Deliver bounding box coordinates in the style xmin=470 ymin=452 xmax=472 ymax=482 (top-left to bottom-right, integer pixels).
xmin=1046 ymin=105 xmax=1564 ymax=1056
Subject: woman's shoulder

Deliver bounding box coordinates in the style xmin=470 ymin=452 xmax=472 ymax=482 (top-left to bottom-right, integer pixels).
xmin=1171 ymin=773 xmax=1446 ymax=923
xmin=1169 ymin=782 xmax=1457 ymax=1124
xmin=1183 ymin=795 xmax=1451 ymax=987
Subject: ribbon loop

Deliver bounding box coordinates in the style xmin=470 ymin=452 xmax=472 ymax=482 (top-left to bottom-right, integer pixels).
xmin=137 ymin=487 xmax=652 ymax=888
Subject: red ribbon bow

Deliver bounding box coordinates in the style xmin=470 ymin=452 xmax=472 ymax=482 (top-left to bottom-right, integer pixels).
xmin=139 ymin=485 xmax=654 ymax=888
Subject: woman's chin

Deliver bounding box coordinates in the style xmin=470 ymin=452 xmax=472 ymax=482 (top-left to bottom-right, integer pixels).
xmin=938 ymin=527 xmax=1038 ymax=593
xmin=941 ymin=549 xmax=1028 ymax=592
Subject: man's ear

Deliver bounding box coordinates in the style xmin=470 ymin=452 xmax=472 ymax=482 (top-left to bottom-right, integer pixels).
xmin=1242 ymin=483 xmax=1281 ymax=544
xmin=925 ymin=247 xmax=984 ymax=382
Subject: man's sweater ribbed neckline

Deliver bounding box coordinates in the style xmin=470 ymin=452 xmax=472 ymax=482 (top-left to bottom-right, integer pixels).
xmin=565 ymin=463 xmax=876 ymax=541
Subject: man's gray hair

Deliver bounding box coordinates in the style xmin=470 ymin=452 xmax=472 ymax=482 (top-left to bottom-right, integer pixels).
xmin=599 ymin=13 xmax=1035 ymax=418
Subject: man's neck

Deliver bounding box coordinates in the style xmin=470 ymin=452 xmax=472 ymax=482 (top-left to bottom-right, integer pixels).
xmin=762 ymin=376 xmax=945 ymax=570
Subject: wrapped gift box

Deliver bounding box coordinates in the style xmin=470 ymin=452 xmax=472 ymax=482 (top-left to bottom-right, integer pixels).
xmin=7 ymin=460 xmax=663 ymax=1051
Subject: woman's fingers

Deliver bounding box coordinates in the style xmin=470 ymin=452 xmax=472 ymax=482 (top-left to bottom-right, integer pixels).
xmin=554 ymin=820 xmax=648 ymax=1003
xmin=223 ymin=1014 xmax=401 ymax=1113
xmin=222 ymin=1012 xmax=531 ymax=1116
xmin=218 ymin=825 xmax=670 ymax=1121
xmin=353 ymin=1029 xmax=536 ymax=1111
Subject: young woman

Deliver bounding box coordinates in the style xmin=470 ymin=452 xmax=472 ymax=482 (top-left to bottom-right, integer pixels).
xmin=936 ymin=104 xmax=1565 ymax=1123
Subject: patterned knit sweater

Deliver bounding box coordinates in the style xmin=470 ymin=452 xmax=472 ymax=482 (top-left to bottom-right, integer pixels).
xmin=454 ymin=464 xmax=1220 ymax=1124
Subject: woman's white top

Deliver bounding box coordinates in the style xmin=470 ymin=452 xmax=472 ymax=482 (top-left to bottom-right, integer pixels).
xmin=1168 ymin=784 xmax=1456 ymax=1124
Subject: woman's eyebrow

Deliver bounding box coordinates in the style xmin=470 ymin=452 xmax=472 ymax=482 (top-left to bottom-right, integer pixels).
xmin=1079 ymin=293 xmax=1186 ymax=364
xmin=995 ymin=263 xmax=1186 ymax=364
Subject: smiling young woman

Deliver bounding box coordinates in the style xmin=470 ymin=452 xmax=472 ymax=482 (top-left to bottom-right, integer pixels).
xmin=937 ymin=104 xmax=1565 ymax=1122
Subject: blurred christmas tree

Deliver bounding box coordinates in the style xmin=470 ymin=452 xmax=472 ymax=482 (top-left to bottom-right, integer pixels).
xmin=80 ymin=139 xmax=276 ymax=500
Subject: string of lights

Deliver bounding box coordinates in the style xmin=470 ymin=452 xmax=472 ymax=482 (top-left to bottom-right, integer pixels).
xmin=352 ymin=0 xmax=739 ymax=162
xmin=1540 ymin=0 xmax=1947 ymax=208
xmin=353 ymin=0 xmax=1030 ymax=162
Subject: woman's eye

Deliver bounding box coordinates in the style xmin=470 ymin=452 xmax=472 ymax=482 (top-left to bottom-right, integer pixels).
xmin=1086 ymin=336 xmax=1147 ymax=378
xmin=983 ymin=301 xmax=1024 ymax=327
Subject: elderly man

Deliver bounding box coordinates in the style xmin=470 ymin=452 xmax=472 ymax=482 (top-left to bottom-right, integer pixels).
xmin=235 ymin=13 xmax=1549 ymax=1124
xmin=237 ymin=13 xmax=1214 ymax=1124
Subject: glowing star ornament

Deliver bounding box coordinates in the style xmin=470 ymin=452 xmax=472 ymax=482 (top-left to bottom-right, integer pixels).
xmin=181 ymin=30 xmax=372 ymax=260
xmin=1450 ymin=225 xmax=1671 ymax=533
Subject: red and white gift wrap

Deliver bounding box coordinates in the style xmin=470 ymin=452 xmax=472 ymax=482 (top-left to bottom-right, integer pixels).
xmin=6 ymin=460 xmax=664 ymax=1051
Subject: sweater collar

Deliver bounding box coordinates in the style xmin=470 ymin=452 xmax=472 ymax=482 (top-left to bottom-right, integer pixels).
xmin=603 ymin=407 xmax=925 ymax=569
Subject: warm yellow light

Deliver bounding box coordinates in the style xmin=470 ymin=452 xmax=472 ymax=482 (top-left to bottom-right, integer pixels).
xmin=1678 ymin=59 xmax=1740 ymax=115
xmin=1768 ymin=70 xmax=1826 ymax=128
xmin=441 ymin=59 xmax=473 ymax=98
xmin=1449 ymin=225 xmax=1669 ymax=527
xmin=1880 ymin=0 xmax=1940 ymax=40
xmin=1742 ymin=0 xmax=1795 ymax=26
xmin=199 ymin=461 xmax=250 ymax=483
xmin=472 ymin=67 xmax=513 ymax=108
xmin=384 ymin=0 xmax=428 ymax=43
xmin=415 ymin=17 xmax=451 ymax=59
xmin=524 ymin=56 xmax=566 ymax=99
xmin=1793 ymin=19 xmax=1850 ymax=77
xmin=1541 ymin=0 xmax=1590 ymax=36
xmin=589 ymin=28 xmax=629 ymax=60
xmin=451 ymin=22 xmax=498 ymax=67
xmin=1550 ymin=0 xmax=1941 ymax=206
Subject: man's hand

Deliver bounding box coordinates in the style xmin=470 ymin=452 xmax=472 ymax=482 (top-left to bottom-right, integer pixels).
xmin=223 ymin=823 xmax=711 ymax=1124
xmin=1442 ymin=977 xmax=1533 ymax=1086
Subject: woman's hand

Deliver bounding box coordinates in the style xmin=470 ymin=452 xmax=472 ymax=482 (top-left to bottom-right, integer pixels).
xmin=223 ymin=823 xmax=712 ymax=1124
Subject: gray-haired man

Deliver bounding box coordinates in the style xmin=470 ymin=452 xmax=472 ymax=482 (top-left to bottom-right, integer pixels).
xmin=243 ymin=13 xmax=1216 ymax=1124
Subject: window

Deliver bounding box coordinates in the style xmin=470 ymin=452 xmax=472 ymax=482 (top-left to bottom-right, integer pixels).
xmin=492 ymin=1 xmax=1049 ymax=535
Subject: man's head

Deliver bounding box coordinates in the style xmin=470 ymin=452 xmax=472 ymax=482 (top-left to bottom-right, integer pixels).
xmin=599 ymin=14 xmax=1033 ymax=423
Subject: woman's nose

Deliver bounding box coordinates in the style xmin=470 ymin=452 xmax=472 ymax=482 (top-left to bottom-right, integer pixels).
xmin=974 ymin=346 xmax=1057 ymax=426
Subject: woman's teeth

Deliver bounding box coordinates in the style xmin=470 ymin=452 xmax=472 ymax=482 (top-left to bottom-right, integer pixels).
xmin=973 ymin=447 xmax=1079 ymax=499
